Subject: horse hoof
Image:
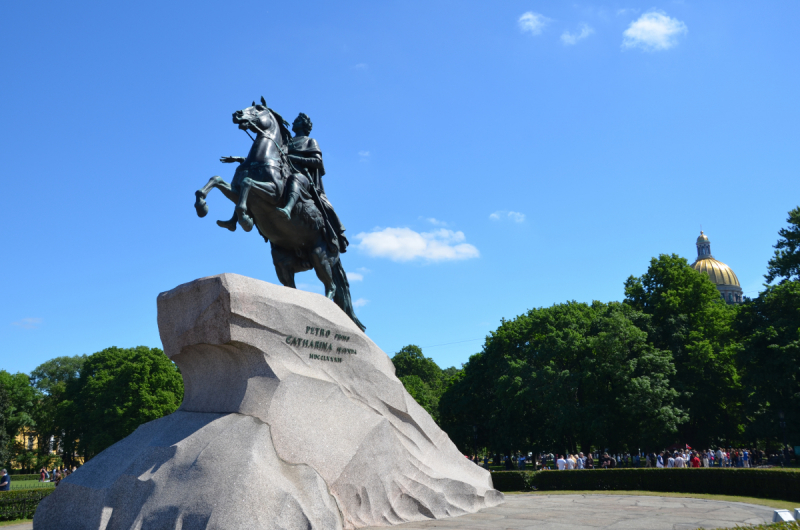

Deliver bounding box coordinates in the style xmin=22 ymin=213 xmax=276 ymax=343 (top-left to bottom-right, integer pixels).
xmin=216 ymin=219 xmax=237 ymax=232
xmin=194 ymin=191 xmax=208 ymax=218
xmin=239 ymin=214 xmax=254 ymax=232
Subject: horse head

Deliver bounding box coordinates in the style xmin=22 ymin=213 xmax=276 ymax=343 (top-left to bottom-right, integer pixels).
xmin=232 ymin=97 xmax=274 ymax=136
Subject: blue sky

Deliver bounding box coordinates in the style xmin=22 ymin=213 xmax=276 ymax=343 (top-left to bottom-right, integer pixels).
xmin=2 ymin=1 xmax=798 ymax=375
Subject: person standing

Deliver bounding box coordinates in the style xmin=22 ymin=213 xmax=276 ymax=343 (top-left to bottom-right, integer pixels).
xmin=0 ymin=470 xmax=9 ymax=491
xmin=557 ymin=455 xmax=566 ymax=470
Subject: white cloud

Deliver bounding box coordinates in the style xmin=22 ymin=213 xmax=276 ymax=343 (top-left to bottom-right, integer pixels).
xmin=616 ymin=8 xmax=640 ymax=17
xmin=347 ymin=272 xmax=364 ymax=281
xmin=353 ymin=63 xmax=368 ymax=70
xmin=356 ymin=267 xmax=371 ymax=273
xmin=12 ymin=317 xmax=42 ymax=329
xmin=622 ymin=11 xmax=687 ymax=51
xmin=518 ymin=12 xmax=550 ymax=35
xmin=561 ymin=24 xmax=594 ymax=45
xmin=355 ymin=227 xmax=479 ymax=262
xmin=489 ymin=211 xmax=526 ymax=223
xmin=354 ymin=298 xmax=369 ymax=308
xmin=358 ymin=150 xmax=370 ymax=158
xmin=423 ymin=217 xmax=448 ymax=226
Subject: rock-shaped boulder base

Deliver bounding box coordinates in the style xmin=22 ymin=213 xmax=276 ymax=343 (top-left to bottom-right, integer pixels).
xmin=35 ymin=274 xmax=502 ymax=529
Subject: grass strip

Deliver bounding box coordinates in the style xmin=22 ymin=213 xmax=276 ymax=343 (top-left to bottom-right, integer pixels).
xmin=0 ymin=519 xmax=32 ymax=527
xmin=702 ymin=523 xmax=799 ymax=530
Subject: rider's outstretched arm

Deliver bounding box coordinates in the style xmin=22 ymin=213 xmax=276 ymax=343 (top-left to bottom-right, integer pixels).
xmin=220 ymin=156 xmax=246 ymax=164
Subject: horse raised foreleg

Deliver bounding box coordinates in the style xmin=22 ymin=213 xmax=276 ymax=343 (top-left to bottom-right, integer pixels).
xmin=194 ymin=176 xmax=236 ymax=218
xmin=236 ymin=177 xmax=255 ymax=232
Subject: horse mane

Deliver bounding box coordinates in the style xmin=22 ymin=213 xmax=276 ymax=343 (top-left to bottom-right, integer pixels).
xmin=268 ymin=108 xmax=293 ymax=146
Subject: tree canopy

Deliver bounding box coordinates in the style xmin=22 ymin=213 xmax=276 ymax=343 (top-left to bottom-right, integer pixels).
xmin=58 ymin=346 xmax=183 ymax=462
xmin=391 ymin=345 xmax=456 ymax=422
xmin=765 ymin=206 xmax=800 ymax=284
xmin=736 ymin=273 xmax=800 ymax=444
xmin=0 ymin=382 xmax=10 ymax=466
xmin=624 ymin=254 xmax=741 ymax=446
xmin=441 ymin=301 xmax=684 ymax=455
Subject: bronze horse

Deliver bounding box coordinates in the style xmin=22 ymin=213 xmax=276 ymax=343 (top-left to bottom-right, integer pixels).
xmin=193 ymin=99 xmax=365 ymax=331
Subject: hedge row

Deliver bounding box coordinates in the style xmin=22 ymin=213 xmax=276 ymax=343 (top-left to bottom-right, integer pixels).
xmin=490 ymin=468 xmax=800 ymax=503
xmin=9 ymin=474 xmax=42 ymax=482
xmin=0 ymin=489 xmax=54 ymax=521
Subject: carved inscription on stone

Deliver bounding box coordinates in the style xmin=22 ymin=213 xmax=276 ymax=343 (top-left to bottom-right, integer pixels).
xmin=285 ymin=324 xmax=357 ymax=363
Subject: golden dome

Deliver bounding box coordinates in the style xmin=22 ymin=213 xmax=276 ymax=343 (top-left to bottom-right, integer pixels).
xmin=697 ymin=231 xmax=709 ymax=243
xmin=692 ymin=258 xmax=741 ymax=287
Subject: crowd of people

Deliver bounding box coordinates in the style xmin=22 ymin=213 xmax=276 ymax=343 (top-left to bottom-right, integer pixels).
xmin=474 ymin=446 xmax=796 ymax=470
xmin=38 ymin=465 xmax=77 ymax=485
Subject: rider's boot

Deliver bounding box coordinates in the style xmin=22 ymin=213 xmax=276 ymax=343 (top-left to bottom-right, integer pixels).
xmin=277 ymin=180 xmax=301 ymax=220
xmin=337 ymin=232 xmax=350 ymax=253
xmin=216 ymin=211 xmax=238 ymax=232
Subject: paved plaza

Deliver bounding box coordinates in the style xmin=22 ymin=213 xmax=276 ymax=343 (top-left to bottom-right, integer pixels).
xmin=6 ymin=493 xmax=780 ymax=530
xmin=362 ymin=493 xmax=777 ymax=530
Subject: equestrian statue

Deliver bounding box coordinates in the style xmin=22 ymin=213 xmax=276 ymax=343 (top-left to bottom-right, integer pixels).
xmin=193 ymin=97 xmax=365 ymax=331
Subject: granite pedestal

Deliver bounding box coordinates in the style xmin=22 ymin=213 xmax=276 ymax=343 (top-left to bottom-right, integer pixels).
xmin=34 ymin=274 xmax=501 ymax=529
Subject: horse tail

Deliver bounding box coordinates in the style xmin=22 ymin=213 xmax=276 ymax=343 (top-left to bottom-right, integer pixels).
xmin=332 ymin=261 xmax=366 ymax=332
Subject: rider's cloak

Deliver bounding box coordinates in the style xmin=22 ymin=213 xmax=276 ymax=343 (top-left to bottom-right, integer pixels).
xmin=288 ymin=136 xmax=347 ymax=253
xmin=289 ymin=136 xmax=326 ymax=190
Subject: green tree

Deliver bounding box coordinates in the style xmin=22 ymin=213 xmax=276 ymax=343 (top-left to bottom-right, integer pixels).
xmin=0 ymin=371 xmax=39 ymax=470
xmin=392 ymin=346 xmax=443 ymax=385
xmin=391 ymin=345 xmax=458 ymax=422
xmin=397 ymin=375 xmax=440 ymax=416
xmin=58 ymin=346 xmax=183 ymax=462
xmin=737 ymin=208 xmax=800 ymax=447
xmin=0 ymin=382 xmax=10 ymax=466
xmin=624 ymin=254 xmax=742 ymax=446
xmin=441 ymin=301 xmax=684 ymax=455
xmin=29 ymin=355 xmax=87 ymax=462
xmin=439 ymin=351 xmax=493 ymax=453
xmin=30 ymin=355 xmax=86 ymax=395
xmin=765 ymin=206 xmax=800 ymax=284
xmin=735 ymin=281 xmax=800 ymax=446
